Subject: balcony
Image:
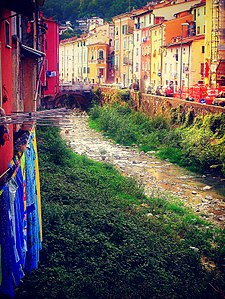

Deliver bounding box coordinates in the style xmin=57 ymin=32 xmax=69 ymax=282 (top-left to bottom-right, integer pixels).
xmin=97 ymin=58 xmax=105 ymax=64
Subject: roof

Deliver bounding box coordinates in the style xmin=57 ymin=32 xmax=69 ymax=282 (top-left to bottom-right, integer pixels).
xmin=112 ymin=11 xmax=133 ymax=21
xmin=131 ymin=6 xmax=153 ymax=18
xmin=166 ymin=34 xmax=204 ymax=47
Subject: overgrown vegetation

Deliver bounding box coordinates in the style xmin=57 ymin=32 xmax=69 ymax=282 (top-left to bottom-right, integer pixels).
xmin=14 ymin=126 xmax=225 ymax=299
xmin=88 ymin=92 xmax=225 ymax=176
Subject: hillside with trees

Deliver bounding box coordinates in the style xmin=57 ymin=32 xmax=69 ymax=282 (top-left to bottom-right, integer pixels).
xmin=42 ymin=0 xmax=150 ymax=23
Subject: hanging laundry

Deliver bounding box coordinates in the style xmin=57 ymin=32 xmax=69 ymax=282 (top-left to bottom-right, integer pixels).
xmin=0 ymin=128 xmax=42 ymax=297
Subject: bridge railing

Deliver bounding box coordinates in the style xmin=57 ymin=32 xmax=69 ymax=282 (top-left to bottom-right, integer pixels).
xmin=60 ymin=83 xmax=93 ymax=92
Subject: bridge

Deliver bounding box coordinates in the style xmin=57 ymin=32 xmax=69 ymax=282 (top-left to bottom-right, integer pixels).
xmin=42 ymin=83 xmax=93 ymax=110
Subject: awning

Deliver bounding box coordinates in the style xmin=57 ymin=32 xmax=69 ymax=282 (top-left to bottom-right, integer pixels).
xmin=21 ymin=44 xmax=46 ymax=58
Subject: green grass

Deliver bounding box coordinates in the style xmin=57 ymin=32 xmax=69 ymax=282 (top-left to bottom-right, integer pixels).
xmin=88 ymin=103 xmax=225 ymax=176
xmin=14 ymin=126 xmax=225 ymax=299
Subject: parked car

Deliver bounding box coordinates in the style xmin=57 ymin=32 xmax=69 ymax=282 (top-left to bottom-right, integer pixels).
xmin=164 ymin=85 xmax=174 ymax=97
xmin=212 ymin=98 xmax=225 ymax=107
xmin=146 ymin=85 xmax=155 ymax=94
xmin=155 ymin=85 xmax=164 ymax=96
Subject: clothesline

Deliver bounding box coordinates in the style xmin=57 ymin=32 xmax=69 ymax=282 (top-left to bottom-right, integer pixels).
xmin=0 ymin=108 xmax=73 ymax=126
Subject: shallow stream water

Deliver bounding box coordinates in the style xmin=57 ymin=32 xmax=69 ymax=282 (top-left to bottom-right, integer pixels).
xmin=61 ymin=111 xmax=225 ymax=227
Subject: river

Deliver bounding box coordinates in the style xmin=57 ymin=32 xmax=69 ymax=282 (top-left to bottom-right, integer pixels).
xmin=60 ymin=110 xmax=225 ymax=227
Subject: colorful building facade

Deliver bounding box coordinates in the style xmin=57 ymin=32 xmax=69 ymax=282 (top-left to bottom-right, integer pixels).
xmin=112 ymin=12 xmax=134 ymax=87
xmin=0 ymin=1 xmax=45 ymax=296
xmin=41 ymin=17 xmax=60 ymax=101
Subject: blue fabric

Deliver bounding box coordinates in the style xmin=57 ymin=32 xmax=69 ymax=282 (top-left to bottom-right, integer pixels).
xmin=0 ymin=131 xmax=42 ymax=297
xmin=15 ymin=167 xmax=27 ymax=267
xmin=0 ymin=185 xmax=15 ymax=297
xmin=8 ymin=179 xmax=24 ymax=286
xmin=24 ymin=135 xmax=41 ymax=272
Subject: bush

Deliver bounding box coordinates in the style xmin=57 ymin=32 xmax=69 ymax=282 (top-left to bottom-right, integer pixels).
xmin=89 ymin=102 xmax=225 ymax=176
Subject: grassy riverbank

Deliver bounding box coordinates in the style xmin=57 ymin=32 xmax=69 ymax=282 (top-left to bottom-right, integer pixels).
xmin=15 ymin=126 xmax=225 ymax=299
xmin=88 ymin=97 xmax=225 ymax=177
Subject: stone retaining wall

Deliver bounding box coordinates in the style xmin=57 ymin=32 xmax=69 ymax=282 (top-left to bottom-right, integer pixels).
xmin=131 ymin=92 xmax=225 ymax=117
xmin=99 ymin=87 xmax=225 ymax=117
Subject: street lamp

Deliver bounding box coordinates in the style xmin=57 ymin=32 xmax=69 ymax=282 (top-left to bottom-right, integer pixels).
xmin=179 ymin=23 xmax=189 ymax=97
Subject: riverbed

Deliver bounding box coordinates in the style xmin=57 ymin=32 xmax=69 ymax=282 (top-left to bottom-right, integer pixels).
xmin=60 ymin=110 xmax=225 ymax=227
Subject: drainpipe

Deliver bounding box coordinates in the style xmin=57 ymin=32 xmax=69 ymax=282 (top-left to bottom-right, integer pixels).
xmin=34 ymin=57 xmax=45 ymax=111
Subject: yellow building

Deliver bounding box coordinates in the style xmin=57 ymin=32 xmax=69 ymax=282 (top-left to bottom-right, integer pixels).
xmin=205 ymin=0 xmax=225 ymax=87
xmin=59 ymin=22 xmax=114 ymax=85
xmin=87 ymin=22 xmax=114 ymax=84
xmin=150 ymin=24 xmax=164 ymax=88
xmin=87 ymin=42 xmax=109 ymax=84
xmin=112 ymin=12 xmax=134 ymax=87
xmin=189 ymin=35 xmax=205 ymax=86
xmin=191 ymin=1 xmax=206 ymax=36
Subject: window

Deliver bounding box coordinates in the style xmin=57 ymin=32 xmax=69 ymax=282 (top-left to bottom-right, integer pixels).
xmin=193 ymin=9 xmax=196 ymax=21
xmin=164 ymin=63 xmax=167 ymax=73
xmin=202 ymin=46 xmax=205 ymax=53
xmin=135 ymin=62 xmax=139 ymax=72
xmin=204 ymin=7 xmax=206 ymax=15
xmin=200 ymin=63 xmax=204 ymax=75
xmin=115 ymin=40 xmax=119 ymax=51
xmin=197 ymin=26 xmax=200 ymax=34
xmin=136 ymin=47 xmax=139 ymax=56
xmin=183 ymin=63 xmax=185 ymax=73
xmin=87 ymin=67 xmax=90 ymax=74
xmin=197 ymin=9 xmax=200 ymax=16
xmin=137 ymin=33 xmax=139 ymax=42
xmin=115 ymin=55 xmax=118 ymax=67
xmin=115 ymin=27 xmax=118 ymax=35
xmin=91 ymin=50 xmax=94 ymax=60
xmin=98 ymin=50 xmax=104 ymax=59
xmin=203 ymin=25 xmax=205 ymax=34
xmin=143 ymin=16 xmax=146 ymax=27
xmin=5 ymin=21 xmax=10 ymax=47
xmin=122 ymin=25 xmax=128 ymax=35
xmin=123 ymin=38 xmax=127 ymax=49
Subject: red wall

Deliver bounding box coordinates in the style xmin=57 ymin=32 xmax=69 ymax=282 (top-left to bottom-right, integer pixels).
xmin=42 ymin=18 xmax=59 ymax=97
xmin=0 ymin=9 xmax=14 ymax=176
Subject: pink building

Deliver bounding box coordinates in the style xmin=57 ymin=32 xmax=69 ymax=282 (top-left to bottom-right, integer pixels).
xmin=41 ymin=17 xmax=60 ymax=102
